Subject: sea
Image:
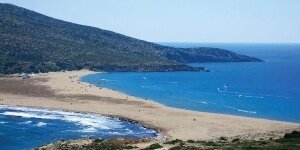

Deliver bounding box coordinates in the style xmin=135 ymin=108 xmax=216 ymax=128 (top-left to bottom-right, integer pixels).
xmin=81 ymin=43 xmax=300 ymax=123
xmin=0 ymin=105 xmax=156 ymax=150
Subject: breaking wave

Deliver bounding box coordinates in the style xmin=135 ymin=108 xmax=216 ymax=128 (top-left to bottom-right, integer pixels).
xmin=0 ymin=105 xmax=156 ymax=134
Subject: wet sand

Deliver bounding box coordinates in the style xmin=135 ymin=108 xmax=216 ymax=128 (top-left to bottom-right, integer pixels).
xmin=0 ymin=70 xmax=299 ymax=140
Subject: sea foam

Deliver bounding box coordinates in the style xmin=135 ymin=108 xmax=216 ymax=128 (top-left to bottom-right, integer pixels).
xmin=0 ymin=105 xmax=124 ymax=131
xmin=0 ymin=105 xmax=157 ymax=150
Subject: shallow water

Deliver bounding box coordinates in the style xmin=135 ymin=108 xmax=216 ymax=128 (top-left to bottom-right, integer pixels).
xmin=0 ymin=105 xmax=156 ymax=150
xmin=81 ymin=44 xmax=300 ymax=123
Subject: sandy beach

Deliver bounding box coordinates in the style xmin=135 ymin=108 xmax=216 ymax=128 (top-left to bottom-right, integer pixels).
xmin=0 ymin=70 xmax=299 ymax=141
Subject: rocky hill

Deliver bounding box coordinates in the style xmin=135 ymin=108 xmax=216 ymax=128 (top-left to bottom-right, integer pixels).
xmin=0 ymin=3 xmax=262 ymax=74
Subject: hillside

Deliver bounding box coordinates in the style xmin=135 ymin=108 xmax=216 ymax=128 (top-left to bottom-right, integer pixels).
xmin=0 ymin=4 xmax=262 ymax=74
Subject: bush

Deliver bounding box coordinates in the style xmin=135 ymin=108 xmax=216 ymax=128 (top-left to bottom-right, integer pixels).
xmin=93 ymin=138 xmax=104 ymax=143
xmin=284 ymin=131 xmax=300 ymax=139
xmin=187 ymin=139 xmax=195 ymax=143
xmin=169 ymin=146 xmax=182 ymax=150
xmin=164 ymin=139 xmax=183 ymax=145
xmin=219 ymin=137 xmax=227 ymax=141
xmin=143 ymin=143 xmax=163 ymax=150
xmin=124 ymin=145 xmax=138 ymax=149
xmin=232 ymin=138 xmax=240 ymax=143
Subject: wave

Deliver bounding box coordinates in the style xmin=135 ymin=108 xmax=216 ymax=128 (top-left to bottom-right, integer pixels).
xmin=0 ymin=105 xmax=125 ymax=131
xmin=2 ymin=111 xmax=59 ymax=119
xmin=140 ymin=85 xmax=158 ymax=89
xmin=18 ymin=121 xmax=32 ymax=124
xmin=223 ymin=106 xmax=257 ymax=114
xmin=242 ymin=95 xmax=264 ymax=99
xmin=236 ymin=109 xmax=257 ymax=114
xmin=217 ymin=89 xmax=263 ymax=99
xmin=100 ymin=79 xmax=117 ymax=82
xmin=185 ymin=99 xmax=208 ymax=104
xmin=36 ymin=122 xmax=47 ymax=127
xmin=161 ymin=81 xmax=179 ymax=84
xmin=185 ymin=100 xmax=256 ymax=114
xmin=78 ymin=127 xmax=97 ymax=133
xmin=218 ymin=89 xmax=292 ymax=100
xmin=263 ymin=94 xmax=293 ymax=99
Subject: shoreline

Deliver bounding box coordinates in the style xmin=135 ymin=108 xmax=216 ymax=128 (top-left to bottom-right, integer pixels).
xmin=0 ymin=104 xmax=163 ymax=140
xmin=0 ymin=70 xmax=299 ymax=141
xmin=80 ymin=72 xmax=299 ymax=124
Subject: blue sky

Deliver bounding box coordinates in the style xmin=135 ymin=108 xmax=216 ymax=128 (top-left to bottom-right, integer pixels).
xmin=2 ymin=0 xmax=300 ymax=43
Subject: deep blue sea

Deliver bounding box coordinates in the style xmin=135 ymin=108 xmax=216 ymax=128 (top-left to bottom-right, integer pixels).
xmin=0 ymin=105 xmax=156 ymax=150
xmin=82 ymin=43 xmax=300 ymax=123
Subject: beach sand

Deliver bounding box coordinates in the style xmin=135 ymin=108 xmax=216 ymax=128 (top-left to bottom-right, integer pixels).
xmin=0 ymin=70 xmax=299 ymax=141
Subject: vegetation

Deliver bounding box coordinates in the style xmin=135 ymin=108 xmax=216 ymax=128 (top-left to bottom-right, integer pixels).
xmin=164 ymin=139 xmax=183 ymax=145
xmin=163 ymin=131 xmax=300 ymax=150
xmin=0 ymin=4 xmax=262 ymax=74
xmin=37 ymin=131 xmax=300 ymax=150
xmin=142 ymin=143 xmax=163 ymax=150
xmin=37 ymin=138 xmax=143 ymax=150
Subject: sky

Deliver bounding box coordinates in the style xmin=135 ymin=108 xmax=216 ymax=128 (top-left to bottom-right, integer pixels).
xmin=1 ymin=0 xmax=300 ymax=43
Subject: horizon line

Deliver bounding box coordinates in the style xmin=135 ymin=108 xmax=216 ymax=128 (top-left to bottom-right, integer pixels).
xmin=156 ymin=42 xmax=300 ymax=45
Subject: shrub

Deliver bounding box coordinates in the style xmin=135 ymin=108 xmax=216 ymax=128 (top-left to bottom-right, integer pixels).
xmin=232 ymin=138 xmax=240 ymax=143
xmin=219 ymin=137 xmax=227 ymax=141
xmin=187 ymin=139 xmax=195 ymax=143
xmin=143 ymin=143 xmax=163 ymax=150
xmin=164 ymin=139 xmax=183 ymax=145
xmin=93 ymin=138 xmax=104 ymax=143
xmin=284 ymin=131 xmax=300 ymax=139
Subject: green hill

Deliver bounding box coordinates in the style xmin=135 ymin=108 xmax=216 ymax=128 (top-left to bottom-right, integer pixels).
xmin=0 ymin=3 xmax=262 ymax=74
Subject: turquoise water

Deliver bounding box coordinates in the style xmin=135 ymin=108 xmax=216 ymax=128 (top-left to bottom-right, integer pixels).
xmin=0 ymin=105 xmax=156 ymax=150
xmin=82 ymin=44 xmax=300 ymax=123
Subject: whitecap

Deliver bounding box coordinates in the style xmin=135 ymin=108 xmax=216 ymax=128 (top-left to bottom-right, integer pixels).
xmin=0 ymin=121 xmax=7 ymax=124
xmin=100 ymin=79 xmax=117 ymax=82
xmin=236 ymin=109 xmax=257 ymax=114
xmin=79 ymin=127 xmax=98 ymax=133
xmin=125 ymin=129 xmax=133 ymax=133
xmin=161 ymin=81 xmax=179 ymax=84
xmin=223 ymin=106 xmax=257 ymax=114
xmin=62 ymin=115 xmax=113 ymax=129
xmin=217 ymin=88 xmax=226 ymax=92
xmin=100 ymin=79 xmax=110 ymax=81
xmin=108 ymin=131 xmax=123 ymax=135
xmin=18 ymin=121 xmax=32 ymax=124
xmin=186 ymin=99 xmax=208 ymax=104
xmin=243 ymin=95 xmax=264 ymax=99
xmin=0 ymin=105 xmax=156 ymax=136
xmin=236 ymin=95 xmax=264 ymax=99
xmin=36 ymin=122 xmax=47 ymax=127
xmin=0 ymin=105 xmax=124 ymax=131
xmin=1 ymin=112 xmax=58 ymax=120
